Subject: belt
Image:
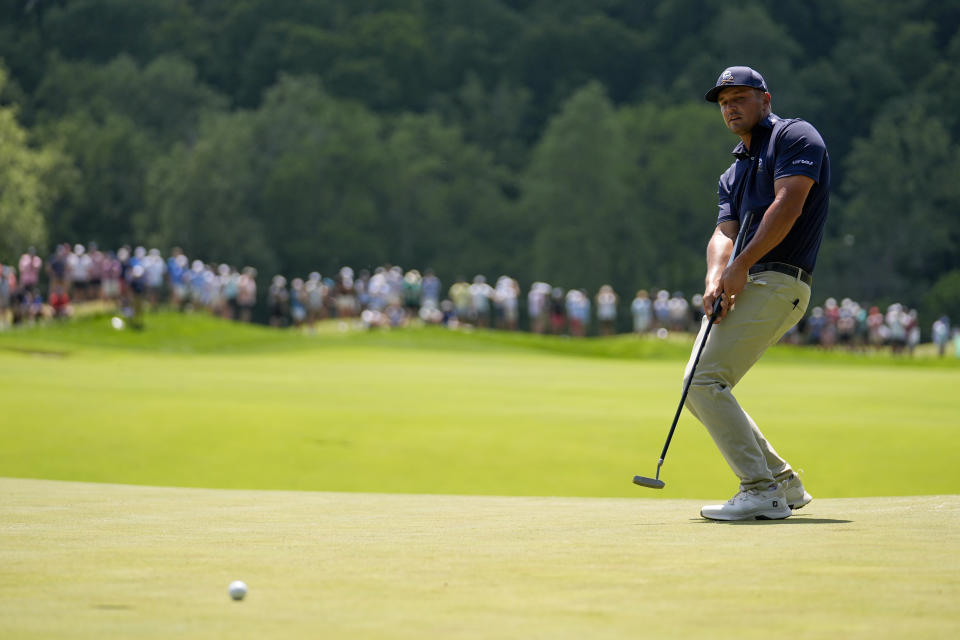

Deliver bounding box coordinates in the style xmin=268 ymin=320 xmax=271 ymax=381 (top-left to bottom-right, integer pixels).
xmin=749 ymin=262 xmax=812 ymax=286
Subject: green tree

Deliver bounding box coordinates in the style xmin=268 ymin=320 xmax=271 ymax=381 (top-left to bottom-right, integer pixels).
xmin=520 ymin=82 xmax=633 ymax=292
xmin=33 ymin=55 xmax=227 ymax=145
xmin=430 ymin=72 xmax=534 ymax=170
xmin=377 ymin=112 xmax=517 ymax=279
xmin=41 ymin=111 xmax=156 ymax=248
xmin=40 ymin=0 xmax=178 ymax=64
xmin=0 ymin=68 xmax=61 ymax=262
xmin=255 ymin=75 xmax=391 ymax=275
xmin=924 ymin=270 xmax=960 ymax=327
xmin=32 ymin=55 xmax=227 ymax=247
xmin=840 ymin=103 xmax=960 ymax=304
xmin=618 ymin=100 xmax=735 ymax=293
xmin=143 ymin=110 xmax=279 ymax=276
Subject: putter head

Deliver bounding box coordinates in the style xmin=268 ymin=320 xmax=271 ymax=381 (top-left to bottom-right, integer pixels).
xmin=633 ymin=475 xmax=665 ymax=489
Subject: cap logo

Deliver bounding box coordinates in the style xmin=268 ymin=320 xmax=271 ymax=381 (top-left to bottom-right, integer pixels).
xmin=720 ymin=70 xmax=735 ymax=85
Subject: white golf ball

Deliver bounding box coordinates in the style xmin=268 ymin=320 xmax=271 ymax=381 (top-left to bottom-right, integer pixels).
xmin=228 ymin=580 xmax=247 ymax=601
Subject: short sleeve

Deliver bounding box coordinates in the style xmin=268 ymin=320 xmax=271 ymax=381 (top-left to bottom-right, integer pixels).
xmin=773 ymin=120 xmax=826 ymax=182
xmin=717 ymin=163 xmax=737 ymax=224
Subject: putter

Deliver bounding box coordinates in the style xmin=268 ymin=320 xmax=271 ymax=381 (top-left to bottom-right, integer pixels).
xmin=633 ymin=210 xmax=756 ymax=489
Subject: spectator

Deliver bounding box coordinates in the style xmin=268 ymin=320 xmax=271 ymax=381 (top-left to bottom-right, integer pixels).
xmin=0 ymin=264 xmax=14 ymax=327
xmin=631 ymin=290 xmax=652 ymax=333
xmin=595 ymin=285 xmax=618 ymax=336
xmin=421 ymin=269 xmax=441 ymax=311
xmin=549 ymin=287 xmax=566 ymax=334
xmin=290 ymin=278 xmax=307 ymax=327
xmin=354 ymin=268 xmax=371 ymax=314
xmin=66 ymin=244 xmax=87 ymax=300
xmin=527 ymin=282 xmax=550 ymax=334
xmin=18 ymin=248 xmax=42 ymax=294
xmin=99 ymin=251 xmax=121 ymax=303
xmin=853 ymin=301 xmax=869 ymax=350
xmin=653 ymin=289 xmax=671 ymax=329
xmin=305 ymin=272 xmax=326 ymax=326
xmin=46 ymin=244 xmax=69 ymax=291
xmin=806 ymin=307 xmax=826 ymax=346
xmin=267 ymin=275 xmax=289 ymax=327
xmin=820 ymin=297 xmax=838 ymax=348
xmin=48 ymin=281 xmax=72 ymax=319
xmin=219 ymin=265 xmax=239 ymax=320
xmin=836 ymin=298 xmax=857 ymax=348
xmin=690 ymin=293 xmax=705 ymax=331
xmin=236 ymin=267 xmax=258 ymax=323
xmin=144 ymin=249 xmax=167 ymax=309
xmin=906 ymin=309 xmax=920 ymax=356
xmin=167 ymin=249 xmax=189 ymax=310
xmin=667 ymin=291 xmax=690 ymax=332
xmin=335 ymin=267 xmax=358 ymax=318
xmin=88 ymin=242 xmax=105 ymax=302
xmin=448 ymin=277 xmax=471 ymax=324
xmin=402 ymin=269 xmax=422 ymax=314
xmin=494 ymin=276 xmax=520 ymax=331
xmin=187 ymin=259 xmax=206 ymax=311
xmin=565 ymin=289 xmax=590 ymax=337
xmin=933 ymin=315 xmax=951 ymax=357
xmin=469 ymin=275 xmax=494 ymax=327
xmin=386 ymin=265 xmax=404 ymax=309
xmin=866 ymin=306 xmax=885 ymax=348
xmin=886 ymin=303 xmax=907 ymax=355
xmin=127 ymin=263 xmax=146 ymax=329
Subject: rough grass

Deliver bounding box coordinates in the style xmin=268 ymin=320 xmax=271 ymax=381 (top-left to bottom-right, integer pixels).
xmin=2 ymin=479 xmax=958 ymax=640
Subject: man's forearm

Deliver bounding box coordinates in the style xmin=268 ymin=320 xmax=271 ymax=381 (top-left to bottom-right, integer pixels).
xmin=730 ymin=175 xmax=813 ymax=271
xmin=706 ymin=223 xmax=736 ymax=287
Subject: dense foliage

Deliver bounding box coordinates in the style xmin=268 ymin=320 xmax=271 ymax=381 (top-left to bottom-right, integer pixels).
xmin=1 ymin=0 xmax=958 ymax=317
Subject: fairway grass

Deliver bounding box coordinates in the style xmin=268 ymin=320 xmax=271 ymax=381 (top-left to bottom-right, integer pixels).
xmin=2 ymin=478 xmax=958 ymax=639
xmin=1 ymin=321 xmax=959 ymax=498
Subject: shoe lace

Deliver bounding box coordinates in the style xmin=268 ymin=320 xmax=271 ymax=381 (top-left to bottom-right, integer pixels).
xmin=727 ymin=489 xmax=760 ymax=505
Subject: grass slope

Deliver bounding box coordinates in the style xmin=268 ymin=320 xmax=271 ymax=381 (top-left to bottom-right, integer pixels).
xmin=1 ymin=478 xmax=958 ymax=640
xmin=1 ymin=313 xmax=958 ymax=498
xmin=3 ymin=310 xmax=958 ymax=364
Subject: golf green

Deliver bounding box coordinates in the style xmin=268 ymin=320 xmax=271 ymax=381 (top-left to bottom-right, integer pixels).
xmin=2 ymin=478 xmax=958 ymax=639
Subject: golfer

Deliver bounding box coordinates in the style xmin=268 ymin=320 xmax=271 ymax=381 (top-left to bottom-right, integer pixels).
xmin=688 ymin=66 xmax=830 ymax=520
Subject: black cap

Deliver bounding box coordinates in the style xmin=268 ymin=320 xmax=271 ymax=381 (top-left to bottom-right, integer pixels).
xmin=704 ymin=66 xmax=769 ymax=102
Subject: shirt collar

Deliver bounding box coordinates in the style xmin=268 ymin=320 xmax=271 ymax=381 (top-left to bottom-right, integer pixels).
xmin=732 ymin=113 xmax=779 ymax=159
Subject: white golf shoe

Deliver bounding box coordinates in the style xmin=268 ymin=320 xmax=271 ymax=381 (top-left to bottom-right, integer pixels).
xmin=781 ymin=473 xmax=813 ymax=510
xmin=700 ymin=484 xmax=791 ymax=521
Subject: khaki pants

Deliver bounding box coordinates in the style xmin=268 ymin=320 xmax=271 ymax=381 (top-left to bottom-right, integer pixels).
xmin=683 ymin=270 xmax=810 ymax=491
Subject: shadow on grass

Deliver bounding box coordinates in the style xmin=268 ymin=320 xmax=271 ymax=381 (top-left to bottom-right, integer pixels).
xmin=693 ymin=517 xmax=853 ymax=525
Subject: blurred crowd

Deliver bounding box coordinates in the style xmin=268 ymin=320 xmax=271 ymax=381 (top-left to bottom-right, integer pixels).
xmin=3 ymin=243 xmax=958 ymax=358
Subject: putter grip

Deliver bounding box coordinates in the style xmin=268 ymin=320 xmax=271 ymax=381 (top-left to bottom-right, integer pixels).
xmin=709 ymin=291 xmax=723 ymax=321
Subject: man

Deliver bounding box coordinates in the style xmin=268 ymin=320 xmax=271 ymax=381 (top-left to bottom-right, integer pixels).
xmin=688 ymin=66 xmax=830 ymax=521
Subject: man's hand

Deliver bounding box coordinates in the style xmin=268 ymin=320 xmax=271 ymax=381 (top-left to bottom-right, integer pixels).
xmin=702 ymin=280 xmax=721 ymax=321
xmin=714 ymin=260 xmax=749 ymax=322
xmin=703 ymin=221 xmax=738 ymax=322
xmin=702 ymin=260 xmax=749 ymax=323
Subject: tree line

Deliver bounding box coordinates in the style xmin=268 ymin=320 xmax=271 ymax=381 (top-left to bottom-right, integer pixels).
xmin=1 ymin=0 xmax=959 ymax=322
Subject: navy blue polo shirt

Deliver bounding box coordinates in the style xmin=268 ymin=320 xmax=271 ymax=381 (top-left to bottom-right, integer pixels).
xmin=717 ymin=113 xmax=830 ymax=273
